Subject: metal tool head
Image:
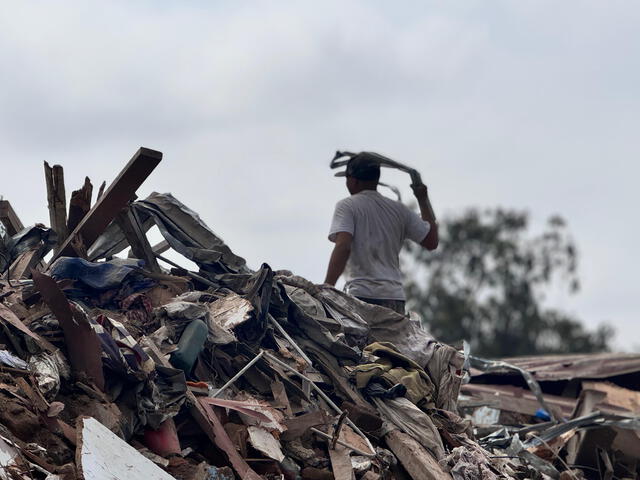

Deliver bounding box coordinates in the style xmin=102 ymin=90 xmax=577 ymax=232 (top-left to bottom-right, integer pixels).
xmin=330 ymin=150 xmax=424 ymax=186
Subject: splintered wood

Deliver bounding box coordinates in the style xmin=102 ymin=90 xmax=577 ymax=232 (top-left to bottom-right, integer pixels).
xmin=44 ymin=161 xmax=68 ymax=251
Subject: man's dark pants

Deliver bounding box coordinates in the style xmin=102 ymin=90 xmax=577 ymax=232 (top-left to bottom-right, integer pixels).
xmin=356 ymin=297 xmax=406 ymax=315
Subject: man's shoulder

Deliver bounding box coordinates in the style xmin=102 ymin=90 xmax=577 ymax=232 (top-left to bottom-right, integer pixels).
xmin=376 ymin=193 xmax=411 ymax=212
xmin=334 ymin=195 xmax=356 ymax=209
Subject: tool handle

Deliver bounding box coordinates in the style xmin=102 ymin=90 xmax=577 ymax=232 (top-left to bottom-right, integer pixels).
xmin=409 ymin=169 xmax=424 ymax=186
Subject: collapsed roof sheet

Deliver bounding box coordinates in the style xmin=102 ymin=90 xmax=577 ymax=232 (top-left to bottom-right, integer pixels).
xmin=471 ymin=352 xmax=640 ymax=381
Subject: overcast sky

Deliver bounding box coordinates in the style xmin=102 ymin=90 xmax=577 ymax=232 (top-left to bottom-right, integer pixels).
xmin=1 ymin=1 xmax=637 ymax=350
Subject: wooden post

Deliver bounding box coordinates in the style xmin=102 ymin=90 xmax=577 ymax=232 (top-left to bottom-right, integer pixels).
xmin=67 ymin=177 xmax=93 ymax=232
xmin=115 ymin=206 xmax=161 ymax=273
xmin=43 ymin=162 xmax=68 ymax=250
xmin=96 ymin=181 xmax=106 ymax=201
xmin=0 ymin=200 xmax=25 ymax=237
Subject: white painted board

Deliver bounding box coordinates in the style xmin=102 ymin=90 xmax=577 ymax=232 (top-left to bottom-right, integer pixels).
xmin=79 ymin=417 xmax=176 ymax=480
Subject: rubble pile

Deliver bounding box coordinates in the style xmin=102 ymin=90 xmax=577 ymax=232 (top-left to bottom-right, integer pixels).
xmin=0 ymin=147 xmax=638 ymax=480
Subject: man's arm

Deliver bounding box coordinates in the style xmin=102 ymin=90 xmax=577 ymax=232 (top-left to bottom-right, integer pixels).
xmin=412 ymin=184 xmax=438 ymax=250
xmin=324 ymin=231 xmax=353 ymax=285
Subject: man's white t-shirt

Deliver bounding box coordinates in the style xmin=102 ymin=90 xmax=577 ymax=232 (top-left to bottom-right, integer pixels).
xmin=328 ymin=190 xmax=430 ymax=301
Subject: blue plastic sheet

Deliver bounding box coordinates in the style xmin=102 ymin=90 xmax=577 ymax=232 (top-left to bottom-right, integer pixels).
xmin=49 ymin=257 xmax=155 ymax=306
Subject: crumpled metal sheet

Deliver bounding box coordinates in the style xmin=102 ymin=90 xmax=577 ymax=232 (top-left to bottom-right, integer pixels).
xmin=315 ymin=289 xmax=371 ymax=348
xmin=284 ymin=284 xmax=360 ymax=360
xmin=89 ymin=193 xmax=248 ymax=274
xmin=280 ymin=274 xmax=435 ymax=368
xmin=276 ymin=274 xmax=438 ymax=366
xmin=136 ymin=193 xmax=248 ymax=274
xmin=470 ymin=355 xmax=556 ymax=421
xmin=28 ymin=351 xmax=70 ymax=400
xmin=521 ymin=411 xmax=640 ymax=450
xmin=0 ymin=225 xmax=56 ymax=273
xmin=277 ymin=274 xmax=370 ymax=349
xmin=473 ymin=352 xmax=640 ymax=382
xmin=317 ymin=285 xmax=436 ymax=368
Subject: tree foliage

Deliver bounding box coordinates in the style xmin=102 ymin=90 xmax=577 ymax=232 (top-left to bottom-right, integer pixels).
xmin=405 ymin=208 xmax=613 ymax=358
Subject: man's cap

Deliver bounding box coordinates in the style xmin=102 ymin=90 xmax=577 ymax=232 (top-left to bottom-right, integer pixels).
xmin=333 ymin=152 xmax=381 ymax=181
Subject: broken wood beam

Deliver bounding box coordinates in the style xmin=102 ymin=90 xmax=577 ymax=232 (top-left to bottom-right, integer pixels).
xmin=44 ymin=162 xmax=69 ymax=250
xmin=328 ymin=445 xmax=355 ymax=480
xmin=129 ymin=239 xmax=169 ymax=258
xmin=51 ymin=147 xmax=162 ymax=261
xmin=67 ymin=176 xmax=93 ymax=233
xmin=3 ymin=244 xmax=46 ymax=280
xmin=32 ymin=270 xmax=105 ymax=391
xmin=0 ymin=200 xmax=24 ymax=237
xmin=115 ymin=206 xmax=161 ymax=273
xmin=384 ymin=430 xmax=452 ymax=480
xmin=96 ymin=180 xmax=106 ymax=201
xmin=0 ymin=303 xmax=57 ymax=353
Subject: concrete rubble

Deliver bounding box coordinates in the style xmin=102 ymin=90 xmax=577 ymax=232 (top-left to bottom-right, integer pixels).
xmin=0 ymin=147 xmax=637 ymax=480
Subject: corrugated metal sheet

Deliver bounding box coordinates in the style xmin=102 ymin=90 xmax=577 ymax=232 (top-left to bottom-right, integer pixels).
xmin=471 ymin=352 xmax=640 ymax=381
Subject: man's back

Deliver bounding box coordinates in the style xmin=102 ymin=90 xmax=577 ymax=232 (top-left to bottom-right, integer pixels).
xmin=329 ymin=190 xmax=429 ymax=300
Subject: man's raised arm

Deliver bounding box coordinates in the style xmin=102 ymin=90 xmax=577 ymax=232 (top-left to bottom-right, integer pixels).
xmin=324 ymin=231 xmax=353 ymax=285
xmin=412 ymin=184 xmax=439 ymax=250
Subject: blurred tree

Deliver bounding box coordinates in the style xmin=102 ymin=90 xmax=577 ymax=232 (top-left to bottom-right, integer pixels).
xmin=405 ymin=208 xmax=613 ymax=358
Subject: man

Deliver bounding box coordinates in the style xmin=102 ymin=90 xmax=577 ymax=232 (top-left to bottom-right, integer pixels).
xmin=325 ymin=152 xmax=438 ymax=314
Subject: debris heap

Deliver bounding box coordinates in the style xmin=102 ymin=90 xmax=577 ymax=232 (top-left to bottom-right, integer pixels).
xmin=0 ymin=147 xmax=638 ymax=480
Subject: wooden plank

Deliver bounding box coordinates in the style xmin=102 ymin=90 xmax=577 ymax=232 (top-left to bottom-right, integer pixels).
xmin=385 ymin=430 xmax=452 ymax=480
xmin=43 ymin=162 xmax=68 ymax=250
xmin=282 ymin=410 xmax=330 ymax=441
xmin=0 ymin=200 xmax=24 ymax=236
xmin=52 ymin=147 xmax=162 ymax=261
xmin=129 ymin=239 xmax=170 ymax=258
xmin=115 ymin=207 xmax=161 ymax=273
xmin=77 ymin=417 xmax=177 ymax=480
xmin=0 ymin=303 xmax=57 ymax=353
xmin=581 ymin=381 xmax=640 ymax=414
xmin=152 ymin=239 xmax=170 ymax=255
xmin=67 ymin=176 xmax=93 ymax=232
xmin=3 ymin=246 xmax=42 ymax=280
xmin=460 ymin=383 xmax=575 ymax=419
xmin=328 ymin=445 xmax=355 ymax=480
